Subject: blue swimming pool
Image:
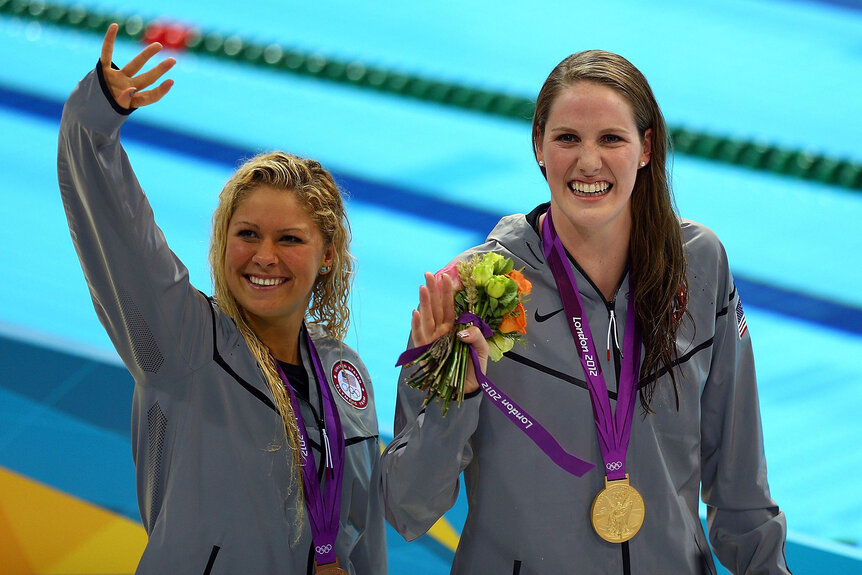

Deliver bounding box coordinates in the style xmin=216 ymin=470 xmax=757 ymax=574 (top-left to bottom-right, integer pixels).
xmin=1 ymin=1 xmax=861 ymax=572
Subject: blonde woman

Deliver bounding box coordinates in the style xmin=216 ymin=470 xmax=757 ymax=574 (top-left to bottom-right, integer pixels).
xmin=58 ymin=25 xmax=385 ymax=574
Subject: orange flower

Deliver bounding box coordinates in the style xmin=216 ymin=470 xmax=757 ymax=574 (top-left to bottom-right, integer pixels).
xmin=499 ymin=303 xmax=527 ymax=334
xmin=506 ymin=269 xmax=532 ymax=296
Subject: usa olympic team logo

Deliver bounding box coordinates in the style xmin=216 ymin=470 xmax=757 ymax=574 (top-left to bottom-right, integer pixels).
xmin=332 ymin=361 xmax=368 ymax=410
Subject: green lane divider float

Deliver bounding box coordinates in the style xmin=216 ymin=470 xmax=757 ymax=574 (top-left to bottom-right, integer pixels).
xmin=3 ymin=0 xmax=860 ymax=191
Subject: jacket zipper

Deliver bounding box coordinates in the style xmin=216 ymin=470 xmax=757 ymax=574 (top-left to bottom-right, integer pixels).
xmin=606 ymin=296 xmax=623 ymax=387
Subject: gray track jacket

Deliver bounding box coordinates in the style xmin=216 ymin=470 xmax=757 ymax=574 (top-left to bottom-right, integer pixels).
xmin=382 ymin=207 xmax=788 ymax=574
xmin=58 ymin=66 xmax=386 ymax=575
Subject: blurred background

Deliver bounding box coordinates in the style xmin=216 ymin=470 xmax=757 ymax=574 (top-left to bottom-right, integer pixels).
xmin=1 ymin=0 xmax=861 ymax=573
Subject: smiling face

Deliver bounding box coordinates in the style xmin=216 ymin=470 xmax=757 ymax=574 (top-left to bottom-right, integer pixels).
xmin=223 ymin=185 xmax=333 ymax=334
xmin=536 ymin=81 xmax=651 ymax=242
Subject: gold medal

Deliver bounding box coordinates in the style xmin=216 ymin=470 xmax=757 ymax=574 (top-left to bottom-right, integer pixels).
xmin=590 ymin=474 xmax=645 ymax=543
xmin=313 ymin=558 xmax=349 ymax=575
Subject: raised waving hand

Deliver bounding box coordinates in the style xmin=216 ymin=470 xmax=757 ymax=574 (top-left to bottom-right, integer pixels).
xmin=100 ymin=23 xmax=176 ymax=109
xmin=412 ymin=272 xmax=488 ymax=394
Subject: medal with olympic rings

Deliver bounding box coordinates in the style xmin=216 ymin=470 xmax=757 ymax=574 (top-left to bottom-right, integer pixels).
xmin=542 ymin=208 xmax=645 ymax=543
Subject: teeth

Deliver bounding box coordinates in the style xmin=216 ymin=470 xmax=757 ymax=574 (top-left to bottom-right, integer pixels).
xmin=569 ymin=181 xmax=610 ymax=196
xmin=248 ymin=276 xmax=285 ymax=287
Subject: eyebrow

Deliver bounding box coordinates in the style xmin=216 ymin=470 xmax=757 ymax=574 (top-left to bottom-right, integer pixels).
xmin=548 ymin=125 xmax=634 ymax=134
xmin=231 ymin=221 xmax=310 ymax=233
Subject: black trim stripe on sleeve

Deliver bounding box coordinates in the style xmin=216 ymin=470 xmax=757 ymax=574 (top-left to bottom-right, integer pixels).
xmin=306 ymin=541 xmax=315 ymax=575
xmin=622 ymin=541 xmax=631 ymax=575
xmin=524 ymin=242 xmax=543 ymax=268
xmin=345 ymin=435 xmax=379 ymax=447
xmin=640 ymin=337 xmax=716 ymax=385
xmin=506 ymin=351 xmax=592 ymax=394
xmin=96 ymin=60 xmax=135 ymax=116
xmin=202 ymin=545 xmax=220 ymax=575
xmin=508 ymin=336 xmax=715 ymax=397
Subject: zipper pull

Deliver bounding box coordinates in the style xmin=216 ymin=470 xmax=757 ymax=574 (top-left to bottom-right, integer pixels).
xmin=607 ymin=307 xmax=622 ymax=361
xmin=606 ymin=309 xmax=613 ymax=361
xmin=322 ymin=427 xmax=334 ymax=479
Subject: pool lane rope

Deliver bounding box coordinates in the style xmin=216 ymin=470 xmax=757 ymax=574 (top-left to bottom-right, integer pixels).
xmin=3 ymin=0 xmax=860 ymax=191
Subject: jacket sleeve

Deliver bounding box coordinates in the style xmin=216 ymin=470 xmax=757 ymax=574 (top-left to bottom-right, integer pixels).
xmin=700 ymin=246 xmax=789 ymax=574
xmin=380 ymin=338 xmax=482 ymax=541
xmin=57 ymin=64 xmax=209 ymax=385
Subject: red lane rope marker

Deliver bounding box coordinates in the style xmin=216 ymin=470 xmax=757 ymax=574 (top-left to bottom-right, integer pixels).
xmin=142 ymin=21 xmax=195 ymax=51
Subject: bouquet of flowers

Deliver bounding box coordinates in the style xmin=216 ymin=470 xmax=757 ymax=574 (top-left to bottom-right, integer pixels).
xmin=401 ymin=252 xmax=532 ymax=415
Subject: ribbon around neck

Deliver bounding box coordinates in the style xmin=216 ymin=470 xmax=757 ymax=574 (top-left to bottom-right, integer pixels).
xmin=275 ymin=327 xmax=345 ymax=566
xmin=540 ymin=208 xmax=642 ymax=481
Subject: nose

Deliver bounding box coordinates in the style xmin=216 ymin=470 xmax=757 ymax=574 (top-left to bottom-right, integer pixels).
xmin=252 ymin=239 xmax=278 ymax=267
xmin=578 ymin=143 xmax=602 ymax=176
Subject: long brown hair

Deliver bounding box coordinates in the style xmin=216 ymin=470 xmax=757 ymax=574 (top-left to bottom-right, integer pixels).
xmin=532 ymin=50 xmax=689 ymax=411
xmin=209 ymin=151 xmax=354 ymax=500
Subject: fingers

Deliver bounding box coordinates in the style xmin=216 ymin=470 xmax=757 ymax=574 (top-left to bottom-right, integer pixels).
xmin=439 ymin=274 xmax=455 ymax=327
xmin=100 ymin=23 xmax=118 ymax=69
xmin=456 ymin=326 xmax=483 ymax=345
xmin=122 ymin=42 xmax=168 ymax=78
xmin=456 ymin=327 xmax=490 ymax=364
xmin=126 ymin=51 xmax=176 ymax=95
xmin=426 ymin=272 xmax=456 ymax=328
xmin=412 ymin=272 xmax=457 ymax=347
xmin=424 ymin=272 xmax=445 ymax=328
xmin=130 ymin=78 xmax=175 ymax=107
xmin=101 ymin=23 xmax=166 ymax=76
xmin=413 ymin=286 xmax=433 ymax=346
xmin=99 ymin=24 xmax=177 ymax=109
xmin=456 ymin=326 xmax=488 ymax=394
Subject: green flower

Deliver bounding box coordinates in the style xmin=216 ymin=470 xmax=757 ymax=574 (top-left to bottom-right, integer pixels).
xmin=487 ymin=333 xmax=515 ymax=362
xmin=485 ymin=275 xmax=510 ymax=298
xmin=481 ymin=252 xmax=505 ymax=270
xmin=472 ymin=259 xmax=495 ymax=286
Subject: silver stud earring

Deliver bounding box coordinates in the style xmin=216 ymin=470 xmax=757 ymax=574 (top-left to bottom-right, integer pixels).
xmin=538 ymin=160 xmax=545 ymax=167
xmin=640 ymin=161 xmax=646 ymax=167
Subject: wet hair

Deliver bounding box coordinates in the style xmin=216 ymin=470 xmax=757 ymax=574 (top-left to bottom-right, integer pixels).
xmin=532 ymin=50 xmax=689 ymax=412
xmin=208 ymin=151 xmax=354 ymax=505
xmin=211 ymin=151 xmax=353 ymax=341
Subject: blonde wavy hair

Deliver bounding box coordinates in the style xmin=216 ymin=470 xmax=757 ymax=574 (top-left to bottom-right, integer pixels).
xmin=208 ymin=151 xmax=354 ymax=502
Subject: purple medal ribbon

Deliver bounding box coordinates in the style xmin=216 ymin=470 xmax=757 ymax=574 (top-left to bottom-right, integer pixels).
xmin=275 ymin=327 xmax=345 ymax=567
xmin=394 ymin=314 xmax=492 ymax=366
xmin=396 ymin=317 xmax=595 ymax=478
xmin=541 ymin=208 xmax=642 ymax=481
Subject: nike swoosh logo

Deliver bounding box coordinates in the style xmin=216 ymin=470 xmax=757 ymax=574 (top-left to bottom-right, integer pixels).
xmin=534 ymin=308 xmax=564 ymax=322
